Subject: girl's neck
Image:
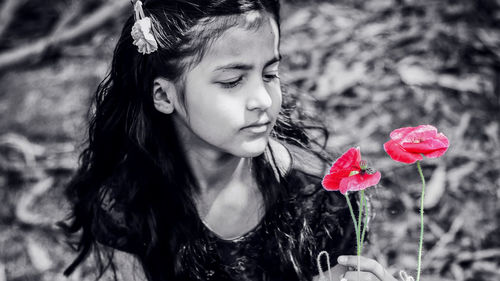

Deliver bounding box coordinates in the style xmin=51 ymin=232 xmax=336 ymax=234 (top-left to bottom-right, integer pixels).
xmin=172 ymin=114 xmax=254 ymax=193
xmin=185 ymin=147 xmax=253 ymax=194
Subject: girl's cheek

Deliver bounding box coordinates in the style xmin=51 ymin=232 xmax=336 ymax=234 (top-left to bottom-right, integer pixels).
xmin=273 ymin=89 xmax=283 ymax=110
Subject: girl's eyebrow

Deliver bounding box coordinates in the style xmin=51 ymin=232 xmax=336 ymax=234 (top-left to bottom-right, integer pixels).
xmin=213 ymin=55 xmax=281 ymax=72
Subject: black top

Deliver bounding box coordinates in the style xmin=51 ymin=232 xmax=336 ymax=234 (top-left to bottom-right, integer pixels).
xmin=197 ymin=168 xmax=356 ymax=281
xmin=95 ymin=168 xmax=357 ymax=281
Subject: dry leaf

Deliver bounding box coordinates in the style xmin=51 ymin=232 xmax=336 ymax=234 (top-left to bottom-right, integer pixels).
xmin=26 ymin=237 xmax=53 ymax=271
xmin=316 ymin=61 xmax=366 ymax=98
xmin=0 ymin=263 xmax=5 ymax=281
xmin=397 ymin=64 xmax=437 ymax=86
xmin=437 ymin=74 xmax=483 ymax=94
xmin=424 ymin=165 xmax=447 ymax=209
xmin=447 ymin=162 xmax=478 ymax=192
xmin=15 ymin=177 xmax=54 ymax=225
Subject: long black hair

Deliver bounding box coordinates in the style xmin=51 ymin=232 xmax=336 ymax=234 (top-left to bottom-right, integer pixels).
xmin=60 ymin=0 xmax=342 ymax=280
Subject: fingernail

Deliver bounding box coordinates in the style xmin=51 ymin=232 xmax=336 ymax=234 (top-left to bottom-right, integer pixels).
xmin=338 ymin=256 xmax=347 ymax=264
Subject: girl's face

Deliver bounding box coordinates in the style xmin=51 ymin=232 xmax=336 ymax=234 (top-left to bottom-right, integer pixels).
xmin=172 ymin=15 xmax=282 ymax=158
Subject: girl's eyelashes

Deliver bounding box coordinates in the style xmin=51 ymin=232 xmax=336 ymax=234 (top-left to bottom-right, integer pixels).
xmin=217 ymin=73 xmax=280 ymax=89
xmin=218 ymin=77 xmax=244 ymax=89
xmin=263 ymin=73 xmax=280 ymax=82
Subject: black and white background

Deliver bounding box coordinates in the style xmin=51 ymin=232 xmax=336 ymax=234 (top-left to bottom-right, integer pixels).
xmin=0 ymin=0 xmax=499 ymax=280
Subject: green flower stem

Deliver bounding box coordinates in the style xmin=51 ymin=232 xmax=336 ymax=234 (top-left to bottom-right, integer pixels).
xmin=416 ymin=161 xmax=426 ymax=281
xmin=345 ymin=193 xmax=362 ymax=280
xmin=345 ymin=193 xmax=360 ymax=248
xmin=357 ymin=190 xmax=365 ymax=253
xmin=360 ymin=197 xmax=368 ymax=253
xmin=357 ymin=191 xmax=365 ymax=281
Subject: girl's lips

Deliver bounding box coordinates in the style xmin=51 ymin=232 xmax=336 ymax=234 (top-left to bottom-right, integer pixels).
xmin=241 ymin=122 xmax=270 ymax=133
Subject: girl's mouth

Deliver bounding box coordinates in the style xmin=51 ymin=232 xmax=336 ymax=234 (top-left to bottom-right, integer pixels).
xmin=241 ymin=122 xmax=270 ymax=134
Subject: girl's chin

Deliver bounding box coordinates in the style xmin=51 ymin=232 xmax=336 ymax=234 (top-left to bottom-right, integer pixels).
xmin=240 ymin=150 xmax=266 ymax=158
xmin=237 ymin=138 xmax=269 ymax=157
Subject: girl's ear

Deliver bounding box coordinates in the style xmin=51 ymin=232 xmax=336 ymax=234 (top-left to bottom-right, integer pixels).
xmin=152 ymin=77 xmax=178 ymax=114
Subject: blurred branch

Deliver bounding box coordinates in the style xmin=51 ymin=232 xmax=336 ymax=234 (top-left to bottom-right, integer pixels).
xmin=0 ymin=263 xmax=5 ymax=281
xmin=456 ymin=249 xmax=500 ymax=263
xmin=422 ymin=213 xmax=464 ymax=269
xmin=0 ymin=0 xmax=129 ymax=72
xmin=0 ymin=133 xmax=45 ymax=180
xmin=0 ymin=0 xmax=26 ymax=38
xmin=15 ymin=177 xmax=54 ymax=226
xmin=51 ymin=0 xmax=84 ymax=36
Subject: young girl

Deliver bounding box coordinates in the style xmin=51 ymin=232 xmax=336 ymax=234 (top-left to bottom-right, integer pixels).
xmin=60 ymin=0 xmax=398 ymax=280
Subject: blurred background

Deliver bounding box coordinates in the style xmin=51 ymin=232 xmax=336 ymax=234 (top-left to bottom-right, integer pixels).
xmin=0 ymin=0 xmax=499 ymax=280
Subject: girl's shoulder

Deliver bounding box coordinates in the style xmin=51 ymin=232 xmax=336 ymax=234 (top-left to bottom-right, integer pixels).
xmin=276 ymin=144 xmax=353 ymax=239
xmin=287 ymin=166 xmax=357 ymax=255
xmin=268 ymin=139 xmax=345 ymax=215
xmin=285 ymin=167 xmax=346 ymax=217
xmin=267 ymin=138 xmax=329 ymax=180
xmin=266 ymin=138 xmax=293 ymax=181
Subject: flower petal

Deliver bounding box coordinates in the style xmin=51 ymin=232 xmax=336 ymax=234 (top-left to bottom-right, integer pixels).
xmin=424 ymin=133 xmax=449 ymax=158
xmin=329 ymin=147 xmax=361 ymax=173
xmin=322 ymin=169 xmax=351 ymax=191
xmin=390 ymin=125 xmax=438 ymax=144
xmin=322 ymin=175 xmax=339 ymax=191
xmin=389 ymin=126 xmax=418 ymax=141
xmin=401 ymin=137 xmax=448 ymax=154
xmin=131 ymin=17 xmax=158 ymax=54
xmin=401 ymin=125 xmax=438 ymax=143
xmin=384 ymin=139 xmax=422 ymax=164
xmin=137 ymin=18 xmax=152 ymax=33
xmin=339 ymin=171 xmax=381 ymax=194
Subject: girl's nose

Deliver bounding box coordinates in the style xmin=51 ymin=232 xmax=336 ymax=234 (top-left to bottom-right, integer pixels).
xmin=246 ymin=80 xmax=273 ymax=111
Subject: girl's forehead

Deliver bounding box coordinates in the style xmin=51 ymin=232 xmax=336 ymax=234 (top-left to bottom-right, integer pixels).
xmin=203 ymin=15 xmax=280 ymax=63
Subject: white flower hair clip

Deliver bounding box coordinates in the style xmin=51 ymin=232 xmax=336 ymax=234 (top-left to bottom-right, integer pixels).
xmin=131 ymin=0 xmax=158 ymax=55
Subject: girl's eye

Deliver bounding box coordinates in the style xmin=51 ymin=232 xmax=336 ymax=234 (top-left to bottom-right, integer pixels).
xmin=264 ymin=73 xmax=280 ymax=82
xmin=217 ymin=74 xmax=279 ymax=88
xmin=218 ymin=77 xmax=243 ymax=89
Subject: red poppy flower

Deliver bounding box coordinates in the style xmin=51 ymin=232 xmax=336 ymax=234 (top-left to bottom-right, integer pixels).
xmin=322 ymin=147 xmax=381 ymax=194
xmin=384 ymin=125 xmax=449 ymax=164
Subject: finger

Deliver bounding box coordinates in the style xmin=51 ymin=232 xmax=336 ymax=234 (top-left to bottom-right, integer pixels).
xmin=337 ymin=255 xmax=386 ymax=280
xmin=341 ymin=271 xmax=379 ymax=281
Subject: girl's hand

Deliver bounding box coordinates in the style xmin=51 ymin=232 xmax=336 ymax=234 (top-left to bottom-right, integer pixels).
xmin=337 ymin=255 xmax=398 ymax=281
